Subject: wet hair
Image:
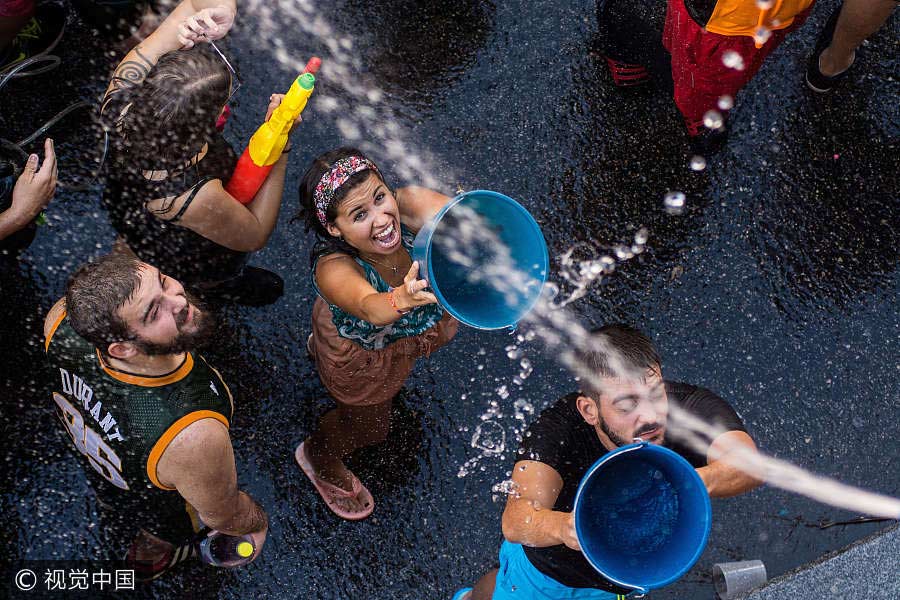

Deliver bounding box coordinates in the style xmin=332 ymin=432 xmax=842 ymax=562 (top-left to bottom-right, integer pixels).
xmin=109 ymin=46 xmax=230 ymax=172
xmin=577 ymin=324 xmax=662 ymax=397
xmin=296 ymin=146 xmax=386 ymax=265
xmin=65 ymin=253 xmax=144 ymax=352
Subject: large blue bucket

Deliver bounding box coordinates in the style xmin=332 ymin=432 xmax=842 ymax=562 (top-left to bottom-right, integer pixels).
xmin=573 ymin=441 xmax=712 ymax=594
xmin=412 ymin=190 xmax=548 ymax=330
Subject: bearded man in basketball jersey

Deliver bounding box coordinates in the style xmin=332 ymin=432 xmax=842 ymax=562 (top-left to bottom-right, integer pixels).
xmin=43 ymin=253 xmax=267 ymax=579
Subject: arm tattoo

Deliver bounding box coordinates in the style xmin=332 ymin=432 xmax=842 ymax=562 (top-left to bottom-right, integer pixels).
xmin=108 ymin=47 xmax=154 ymax=94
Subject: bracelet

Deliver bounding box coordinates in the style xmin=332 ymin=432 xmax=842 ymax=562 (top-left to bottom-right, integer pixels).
xmin=387 ymin=287 xmax=410 ymax=315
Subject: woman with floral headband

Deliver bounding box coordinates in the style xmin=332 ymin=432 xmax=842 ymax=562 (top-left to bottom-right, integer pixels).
xmin=294 ymin=147 xmax=458 ymax=520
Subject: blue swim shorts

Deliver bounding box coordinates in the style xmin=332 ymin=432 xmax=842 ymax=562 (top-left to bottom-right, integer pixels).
xmin=492 ymin=541 xmax=627 ymax=600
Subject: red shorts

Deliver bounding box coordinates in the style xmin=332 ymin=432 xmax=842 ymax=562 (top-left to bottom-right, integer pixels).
xmin=663 ymin=0 xmax=812 ymax=133
xmin=0 ymin=0 xmax=34 ymax=18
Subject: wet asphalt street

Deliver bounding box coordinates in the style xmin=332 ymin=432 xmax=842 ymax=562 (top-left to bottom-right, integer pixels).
xmin=0 ymin=0 xmax=898 ymax=598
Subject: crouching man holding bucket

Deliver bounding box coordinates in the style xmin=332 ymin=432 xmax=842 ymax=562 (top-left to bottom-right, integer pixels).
xmin=456 ymin=325 xmax=762 ymax=599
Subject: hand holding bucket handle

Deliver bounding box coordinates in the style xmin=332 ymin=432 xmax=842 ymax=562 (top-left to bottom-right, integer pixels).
xmin=559 ymin=511 xmax=581 ymax=552
xmin=393 ymin=261 xmax=437 ymax=311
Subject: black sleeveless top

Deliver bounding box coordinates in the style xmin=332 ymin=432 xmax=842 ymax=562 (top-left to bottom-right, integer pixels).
xmin=102 ymin=129 xmax=247 ymax=285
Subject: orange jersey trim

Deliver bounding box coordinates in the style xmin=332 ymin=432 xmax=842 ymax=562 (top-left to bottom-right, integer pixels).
xmin=44 ymin=310 xmax=67 ymax=352
xmin=146 ymin=410 xmax=230 ymax=490
xmin=705 ymin=0 xmax=813 ymax=45
xmin=97 ymin=351 xmax=194 ymax=387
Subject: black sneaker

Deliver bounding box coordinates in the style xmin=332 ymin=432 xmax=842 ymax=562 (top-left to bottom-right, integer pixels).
xmin=805 ymin=4 xmax=854 ymax=93
xmin=197 ymin=266 xmax=285 ymax=307
xmin=0 ymin=3 xmax=66 ymax=74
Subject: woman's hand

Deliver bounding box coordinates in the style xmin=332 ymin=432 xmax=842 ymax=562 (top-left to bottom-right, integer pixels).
xmin=178 ymin=5 xmax=235 ymax=48
xmin=393 ymin=261 xmax=437 ymax=310
xmin=265 ymin=94 xmax=303 ymax=151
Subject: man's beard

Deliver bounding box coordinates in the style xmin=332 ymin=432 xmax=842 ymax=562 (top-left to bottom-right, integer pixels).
xmin=133 ymin=293 xmax=215 ymax=356
xmin=599 ymin=416 xmax=664 ymax=448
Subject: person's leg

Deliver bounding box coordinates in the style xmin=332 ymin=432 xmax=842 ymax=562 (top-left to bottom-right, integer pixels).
xmin=471 ymin=568 xmax=498 ymax=600
xmin=305 ymin=399 xmax=393 ymax=487
xmin=819 ymin=0 xmax=897 ymax=76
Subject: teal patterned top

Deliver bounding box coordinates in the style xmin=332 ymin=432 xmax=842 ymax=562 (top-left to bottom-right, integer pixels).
xmin=312 ymin=226 xmax=445 ymax=351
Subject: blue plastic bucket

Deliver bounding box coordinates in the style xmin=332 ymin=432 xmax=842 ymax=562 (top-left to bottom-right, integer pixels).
xmin=573 ymin=441 xmax=712 ymax=594
xmin=412 ymin=190 xmax=548 ymax=330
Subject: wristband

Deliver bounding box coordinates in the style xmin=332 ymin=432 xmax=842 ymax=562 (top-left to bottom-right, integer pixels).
xmin=387 ymin=287 xmax=410 ymax=315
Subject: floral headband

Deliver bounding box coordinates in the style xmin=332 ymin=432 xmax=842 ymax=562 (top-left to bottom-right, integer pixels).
xmin=314 ymin=156 xmax=380 ymax=228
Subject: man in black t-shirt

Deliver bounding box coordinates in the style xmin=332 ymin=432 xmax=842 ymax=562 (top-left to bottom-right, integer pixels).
xmin=455 ymin=325 xmax=762 ymax=600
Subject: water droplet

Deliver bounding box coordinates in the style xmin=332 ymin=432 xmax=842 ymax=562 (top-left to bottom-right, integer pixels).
xmin=543 ymin=282 xmax=560 ymax=300
xmin=634 ymin=227 xmax=649 ymax=245
xmin=703 ymin=110 xmax=724 ymax=130
xmin=505 ymin=345 xmax=522 ymax=360
xmin=717 ymin=95 xmax=734 ymax=111
xmin=614 ymin=245 xmax=632 ymax=260
xmin=599 ymin=256 xmax=616 ymax=273
xmin=754 ymin=26 xmax=772 ymax=45
xmin=496 ymin=385 xmax=509 ymax=399
xmin=721 ymin=50 xmax=745 ymax=71
xmin=663 ymin=192 xmax=686 ymax=215
xmin=472 ymin=421 xmax=506 ymax=455
xmin=689 ymin=155 xmax=707 ymax=171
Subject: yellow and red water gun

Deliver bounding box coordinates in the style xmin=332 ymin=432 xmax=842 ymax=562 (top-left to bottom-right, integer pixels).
xmin=226 ymin=57 xmax=321 ymax=204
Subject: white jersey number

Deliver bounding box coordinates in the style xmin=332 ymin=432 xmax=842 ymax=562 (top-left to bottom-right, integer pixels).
xmin=53 ymin=393 xmax=129 ymax=490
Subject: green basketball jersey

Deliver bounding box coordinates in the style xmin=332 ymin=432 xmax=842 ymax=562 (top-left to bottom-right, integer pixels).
xmin=44 ymin=312 xmax=234 ymax=538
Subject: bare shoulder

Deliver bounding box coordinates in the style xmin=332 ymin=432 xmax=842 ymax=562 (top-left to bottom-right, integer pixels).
xmin=145 ymin=178 xmax=225 ymax=222
xmin=43 ymin=298 xmax=67 ymax=340
xmin=167 ymin=417 xmax=231 ymax=459
xmin=156 ymin=417 xmax=233 ymax=487
xmin=314 ymin=253 xmax=366 ymax=299
xmin=315 ymin=252 xmax=364 ymax=280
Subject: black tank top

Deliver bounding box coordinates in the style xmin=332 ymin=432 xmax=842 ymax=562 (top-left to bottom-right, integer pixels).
xmin=102 ymin=133 xmax=247 ymax=285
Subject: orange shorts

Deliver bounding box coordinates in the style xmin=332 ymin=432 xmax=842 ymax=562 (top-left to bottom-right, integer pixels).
xmin=310 ymin=297 xmax=458 ymax=406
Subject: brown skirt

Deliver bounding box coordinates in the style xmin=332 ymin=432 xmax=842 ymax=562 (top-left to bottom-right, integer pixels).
xmin=310 ymin=297 xmax=459 ymax=406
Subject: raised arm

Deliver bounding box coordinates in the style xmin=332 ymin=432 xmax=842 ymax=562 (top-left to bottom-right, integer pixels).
xmin=144 ymin=94 xmax=299 ymax=252
xmin=696 ymin=430 xmax=764 ymax=498
xmin=103 ymin=0 xmax=237 ymax=101
xmin=396 ymin=186 xmax=451 ymax=234
xmin=155 ymin=418 xmax=267 ymax=555
xmin=315 ymin=254 xmax=436 ymax=326
xmin=501 ymin=460 xmax=580 ymax=551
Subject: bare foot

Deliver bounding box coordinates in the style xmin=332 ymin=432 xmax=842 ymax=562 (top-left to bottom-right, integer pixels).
xmin=303 ymin=443 xmax=370 ymax=513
